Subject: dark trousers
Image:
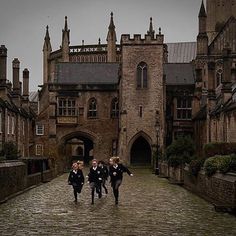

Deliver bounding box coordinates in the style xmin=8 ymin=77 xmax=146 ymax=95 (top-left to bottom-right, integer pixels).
xmin=101 ymin=179 xmax=108 ymax=194
xmin=90 ymin=182 xmax=102 ymax=203
xmin=73 ymin=185 xmax=82 ymax=201
xmin=111 ymin=179 xmax=122 ymax=203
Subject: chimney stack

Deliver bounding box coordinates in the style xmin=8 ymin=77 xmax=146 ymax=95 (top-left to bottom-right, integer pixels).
xmin=0 ymin=45 xmax=7 ymax=85
xmin=12 ymin=58 xmax=20 ymax=94
xmin=23 ymin=68 xmax=29 ymax=97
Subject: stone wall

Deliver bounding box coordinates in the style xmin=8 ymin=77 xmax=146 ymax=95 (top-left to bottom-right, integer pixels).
xmin=159 ymin=161 xmax=236 ymax=209
xmin=184 ymin=166 xmax=236 ymax=207
xmin=0 ymin=161 xmax=53 ymax=202
xmin=0 ymin=161 xmax=27 ymax=202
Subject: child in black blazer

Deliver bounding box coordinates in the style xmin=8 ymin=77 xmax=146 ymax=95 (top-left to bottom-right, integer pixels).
xmin=109 ymin=156 xmax=133 ymax=205
xmin=68 ymin=162 xmax=84 ymax=202
xmin=88 ymin=159 xmax=103 ymax=204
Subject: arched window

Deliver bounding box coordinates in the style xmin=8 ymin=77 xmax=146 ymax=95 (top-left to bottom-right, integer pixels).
xmin=88 ymin=98 xmax=97 ymax=118
xmin=216 ymin=69 xmax=223 ymax=87
xmin=111 ymin=98 xmax=119 ymax=118
xmin=137 ymin=62 xmax=148 ymax=88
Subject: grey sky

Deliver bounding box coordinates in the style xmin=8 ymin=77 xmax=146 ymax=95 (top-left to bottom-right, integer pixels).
xmin=0 ymin=0 xmax=203 ymax=91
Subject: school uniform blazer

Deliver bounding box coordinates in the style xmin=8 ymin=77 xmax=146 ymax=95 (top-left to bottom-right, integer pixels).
xmin=88 ymin=167 xmax=103 ymax=183
xmin=68 ymin=169 xmax=84 ymax=187
xmin=100 ymin=166 xmax=109 ymax=180
xmin=109 ymin=164 xmax=132 ymax=183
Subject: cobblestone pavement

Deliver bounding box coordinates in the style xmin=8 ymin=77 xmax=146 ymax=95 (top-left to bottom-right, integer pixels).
xmin=0 ymin=168 xmax=236 ymax=236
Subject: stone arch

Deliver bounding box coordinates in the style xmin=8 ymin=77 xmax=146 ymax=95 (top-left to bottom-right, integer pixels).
xmin=128 ymin=131 xmax=152 ymax=165
xmin=60 ymin=130 xmax=99 ymax=166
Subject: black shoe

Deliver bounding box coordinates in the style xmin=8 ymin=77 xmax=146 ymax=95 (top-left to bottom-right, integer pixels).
xmin=115 ymin=200 xmax=118 ymax=205
xmin=98 ymin=193 xmax=102 ymax=198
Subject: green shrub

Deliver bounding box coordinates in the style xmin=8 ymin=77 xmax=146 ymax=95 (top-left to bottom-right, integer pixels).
xmin=189 ymin=158 xmax=205 ymax=176
xmin=204 ymin=142 xmax=236 ymax=158
xmin=2 ymin=142 xmax=18 ymax=160
xmin=166 ymin=136 xmax=195 ymax=167
xmin=204 ymin=155 xmax=236 ymax=176
xmin=204 ymin=156 xmax=219 ymax=176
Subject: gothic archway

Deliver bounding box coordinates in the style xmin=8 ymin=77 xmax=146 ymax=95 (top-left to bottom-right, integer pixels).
xmin=130 ymin=136 xmax=152 ymax=165
xmin=61 ymin=131 xmax=96 ymax=168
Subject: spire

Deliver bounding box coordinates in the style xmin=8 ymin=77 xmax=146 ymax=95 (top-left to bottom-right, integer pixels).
xmin=109 ymin=12 xmax=115 ymax=30
xmin=62 ymin=16 xmax=70 ymax=44
xmin=199 ymin=0 xmax=207 ymax=18
xmin=43 ymin=25 xmax=52 ymax=52
xmin=147 ymin=17 xmax=155 ymax=38
xmin=62 ymin=16 xmax=70 ymax=62
xmin=106 ymin=12 xmax=117 ymax=62
xmin=106 ymin=12 xmax=117 ymax=42
xmin=64 ymin=15 xmax=68 ymax=31
xmin=98 ymin=38 xmax=101 ymax=45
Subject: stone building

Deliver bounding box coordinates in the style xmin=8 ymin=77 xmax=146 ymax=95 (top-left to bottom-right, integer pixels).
xmin=0 ymin=45 xmax=35 ymax=159
xmin=35 ymin=0 xmax=236 ymax=173
xmin=193 ymin=0 xmax=236 ymax=155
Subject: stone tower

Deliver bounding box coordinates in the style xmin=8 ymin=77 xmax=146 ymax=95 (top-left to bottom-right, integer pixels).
xmin=206 ymin=0 xmax=236 ymax=42
xmin=118 ymin=19 xmax=165 ymax=165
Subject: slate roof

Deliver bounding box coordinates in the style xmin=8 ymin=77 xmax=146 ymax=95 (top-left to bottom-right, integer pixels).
xmin=164 ymin=63 xmax=195 ymax=85
xmin=55 ymin=63 xmax=119 ymax=85
xmin=166 ymin=42 xmax=196 ymax=63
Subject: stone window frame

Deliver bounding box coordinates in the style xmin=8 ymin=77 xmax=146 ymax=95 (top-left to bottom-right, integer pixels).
xmin=36 ymin=124 xmax=44 ymax=136
xmin=137 ymin=61 xmax=148 ymax=89
xmin=88 ymin=98 xmax=97 ymax=118
xmin=112 ymin=139 xmax=118 ymax=156
xmin=176 ymin=96 xmax=192 ymax=120
xmin=22 ymin=120 xmax=25 ymax=136
xmin=36 ymin=144 xmax=43 ymax=156
xmin=139 ymin=105 xmax=143 ymax=118
xmin=111 ymin=97 xmax=119 ymax=118
xmin=7 ymin=114 xmax=10 ymax=135
xmin=11 ymin=116 xmax=15 ymax=135
xmin=57 ymin=97 xmax=76 ymax=117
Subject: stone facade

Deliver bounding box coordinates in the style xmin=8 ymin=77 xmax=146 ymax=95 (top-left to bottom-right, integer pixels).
xmin=193 ymin=1 xmax=236 ymax=154
xmin=0 ymin=45 xmax=35 ymax=159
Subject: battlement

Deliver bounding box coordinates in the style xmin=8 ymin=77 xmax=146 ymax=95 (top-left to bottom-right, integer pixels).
xmin=121 ymin=33 xmax=164 ymax=45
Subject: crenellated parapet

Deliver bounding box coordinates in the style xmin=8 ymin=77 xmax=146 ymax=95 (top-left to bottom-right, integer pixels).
xmin=121 ymin=33 xmax=164 ymax=45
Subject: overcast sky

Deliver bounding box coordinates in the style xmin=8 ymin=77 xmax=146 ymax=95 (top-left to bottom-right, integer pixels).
xmin=0 ymin=0 xmax=203 ymax=91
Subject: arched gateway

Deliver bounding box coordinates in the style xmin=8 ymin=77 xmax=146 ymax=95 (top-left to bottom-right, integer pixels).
xmin=130 ymin=134 xmax=152 ymax=165
xmin=61 ymin=132 xmax=95 ymax=168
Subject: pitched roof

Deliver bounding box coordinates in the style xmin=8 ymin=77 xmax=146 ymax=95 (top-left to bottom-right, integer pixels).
xmin=166 ymin=42 xmax=197 ymax=63
xmin=55 ymin=63 xmax=119 ymax=85
xmin=164 ymin=63 xmax=195 ymax=85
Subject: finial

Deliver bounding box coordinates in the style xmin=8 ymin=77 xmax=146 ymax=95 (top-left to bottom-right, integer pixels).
xmin=109 ymin=11 xmax=115 ymax=29
xmin=64 ymin=16 xmax=68 ymax=31
xmin=159 ymin=27 xmax=161 ymax=35
xmin=82 ymin=40 xmax=84 ymax=46
xmin=98 ymin=38 xmax=101 ymax=45
xmin=199 ymin=0 xmax=207 ymax=17
xmin=44 ymin=25 xmax=50 ymax=41
xmin=147 ymin=17 xmax=155 ymax=38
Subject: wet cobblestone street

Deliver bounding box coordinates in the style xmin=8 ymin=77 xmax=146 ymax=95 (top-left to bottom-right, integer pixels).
xmin=0 ymin=168 xmax=236 ymax=235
